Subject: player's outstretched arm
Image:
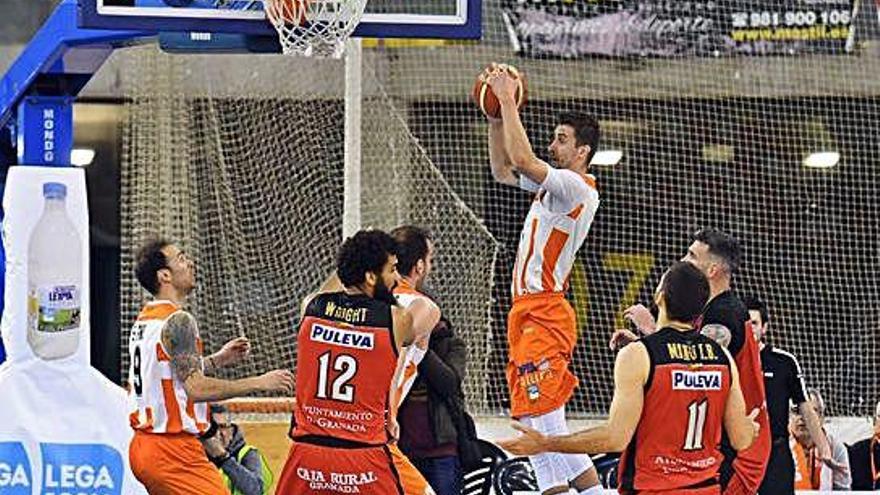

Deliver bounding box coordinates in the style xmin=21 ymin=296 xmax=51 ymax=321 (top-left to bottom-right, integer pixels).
xmin=162 ymin=312 xmax=294 ymax=402
xmin=486 ymin=71 xmax=550 ymax=186
xmin=722 ymin=351 xmax=760 ymax=451
xmin=203 ymin=336 xmax=251 ymax=374
xmin=488 ymin=119 xmax=517 ymax=186
xmin=498 ymin=342 xmax=648 ymax=455
xmin=481 ymin=65 xmax=517 ymax=187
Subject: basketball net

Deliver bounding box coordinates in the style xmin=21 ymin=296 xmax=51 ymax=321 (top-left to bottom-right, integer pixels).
xmin=263 ymin=0 xmax=367 ymax=58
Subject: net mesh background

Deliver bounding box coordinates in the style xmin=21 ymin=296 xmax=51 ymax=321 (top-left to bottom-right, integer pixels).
xmin=119 ymin=0 xmax=880 ymax=417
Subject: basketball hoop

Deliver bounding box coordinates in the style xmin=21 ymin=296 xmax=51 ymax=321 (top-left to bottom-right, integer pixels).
xmin=263 ymin=0 xmax=367 ymax=58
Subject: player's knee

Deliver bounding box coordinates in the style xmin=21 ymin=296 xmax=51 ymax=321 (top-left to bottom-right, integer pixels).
xmin=530 ymin=452 xmax=569 ymax=491
xmin=570 ymin=465 xmax=601 ymax=492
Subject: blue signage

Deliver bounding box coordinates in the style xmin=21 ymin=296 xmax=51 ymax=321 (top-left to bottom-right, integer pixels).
xmin=39 ymin=443 xmax=123 ymax=495
xmin=16 ymin=96 xmax=73 ymax=166
xmin=0 ymin=442 xmax=33 ymax=495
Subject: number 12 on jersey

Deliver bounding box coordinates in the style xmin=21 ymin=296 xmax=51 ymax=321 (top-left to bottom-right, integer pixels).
xmin=316 ymin=351 xmax=358 ymax=403
xmin=683 ymin=399 xmax=708 ymax=451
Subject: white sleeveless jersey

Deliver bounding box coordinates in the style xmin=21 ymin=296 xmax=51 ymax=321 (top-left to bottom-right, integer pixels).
xmin=512 ymin=172 xmax=600 ymax=298
xmin=393 ymin=285 xmax=429 ymax=407
xmin=127 ymin=300 xmax=209 ymax=435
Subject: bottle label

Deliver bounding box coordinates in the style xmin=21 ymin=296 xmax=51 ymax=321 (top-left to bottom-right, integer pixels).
xmin=28 ymin=285 xmax=81 ymax=333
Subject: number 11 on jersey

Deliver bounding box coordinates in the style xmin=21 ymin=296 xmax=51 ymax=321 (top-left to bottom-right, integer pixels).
xmin=683 ymin=399 xmax=708 ymax=451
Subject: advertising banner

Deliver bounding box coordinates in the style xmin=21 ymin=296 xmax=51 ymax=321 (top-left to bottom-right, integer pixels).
xmin=502 ymin=0 xmax=857 ymax=58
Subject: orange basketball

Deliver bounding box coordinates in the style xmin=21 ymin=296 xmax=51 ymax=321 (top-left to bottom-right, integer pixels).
xmin=265 ymin=0 xmax=310 ymax=26
xmin=472 ymin=64 xmax=527 ymax=119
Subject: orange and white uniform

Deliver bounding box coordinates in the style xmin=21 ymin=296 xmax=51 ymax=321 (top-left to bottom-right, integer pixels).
xmin=392 ymin=280 xmax=431 ymax=409
xmin=507 ymin=168 xmax=600 ymax=418
xmin=127 ymin=300 xmax=228 ymax=495
xmin=388 ymin=281 xmax=438 ymax=495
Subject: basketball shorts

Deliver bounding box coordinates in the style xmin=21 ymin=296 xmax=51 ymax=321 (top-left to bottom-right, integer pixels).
xmin=506 ymin=292 xmax=579 ymax=418
xmin=275 ymin=440 xmax=433 ymax=494
xmin=627 ymin=487 xmax=720 ymax=495
xmin=129 ymin=430 xmax=230 ymax=495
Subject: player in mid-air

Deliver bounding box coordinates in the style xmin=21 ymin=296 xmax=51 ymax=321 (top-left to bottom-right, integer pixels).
xmin=500 ymin=261 xmax=761 ymax=495
xmin=485 ymin=64 xmax=603 ymax=494
xmin=127 ymin=238 xmax=294 ymax=494
xmin=275 ymin=229 xmax=440 ymax=494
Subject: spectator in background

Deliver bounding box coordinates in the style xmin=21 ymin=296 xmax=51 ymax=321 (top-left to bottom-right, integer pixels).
xmin=392 ymin=223 xmax=469 ymax=495
xmin=743 ymin=295 xmax=830 ymax=495
xmin=847 ymin=399 xmax=880 ymax=490
xmin=790 ymin=388 xmax=851 ymax=491
xmin=202 ymin=404 xmax=273 ymax=495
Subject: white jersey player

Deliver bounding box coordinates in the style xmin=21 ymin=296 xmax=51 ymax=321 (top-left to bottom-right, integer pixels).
xmin=485 ymin=64 xmax=604 ymax=495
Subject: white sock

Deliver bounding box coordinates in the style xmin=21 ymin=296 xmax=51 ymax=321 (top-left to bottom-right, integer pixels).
xmin=521 ymin=407 xmax=600 ymax=492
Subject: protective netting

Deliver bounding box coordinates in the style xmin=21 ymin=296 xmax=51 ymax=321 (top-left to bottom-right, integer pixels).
xmin=122 ymin=0 xmax=880 ymax=417
xmin=119 ymin=47 xmax=498 ymax=411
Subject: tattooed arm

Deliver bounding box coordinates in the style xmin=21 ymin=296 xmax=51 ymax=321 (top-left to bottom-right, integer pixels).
xmin=162 ymin=312 xmax=294 ymax=402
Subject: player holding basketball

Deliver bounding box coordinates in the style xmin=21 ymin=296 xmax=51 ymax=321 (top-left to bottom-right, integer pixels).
xmin=127 ymin=238 xmax=294 ymax=494
xmin=275 ymin=229 xmax=441 ymax=495
xmin=500 ymin=261 xmax=761 ymax=495
xmin=484 ymin=65 xmax=603 ymax=494
xmin=615 ymin=229 xmax=772 ymax=495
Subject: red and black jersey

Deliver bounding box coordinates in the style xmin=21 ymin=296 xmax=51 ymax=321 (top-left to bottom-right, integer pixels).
xmin=619 ymin=328 xmax=732 ymax=494
xmin=291 ymin=292 xmax=398 ymax=446
xmin=699 ymin=291 xmax=770 ymax=468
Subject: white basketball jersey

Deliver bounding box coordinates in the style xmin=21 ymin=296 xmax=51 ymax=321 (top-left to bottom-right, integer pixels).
xmin=393 ymin=284 xmax=430 ymax=406
xmin=512 ymin=172 xmax=600 ymax=297
xmin=127 ymin=300 xmax=209 ymax=435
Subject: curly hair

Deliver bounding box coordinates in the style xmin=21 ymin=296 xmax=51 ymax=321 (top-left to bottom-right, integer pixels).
xmin=337 ymin=230 xmax=398 ymax=287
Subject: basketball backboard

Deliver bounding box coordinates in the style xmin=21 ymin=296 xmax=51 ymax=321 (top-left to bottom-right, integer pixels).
xmin=78 ymin=0 xmax=481 ymax=39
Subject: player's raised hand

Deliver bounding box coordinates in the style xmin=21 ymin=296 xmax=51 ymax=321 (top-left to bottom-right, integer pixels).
xmin=609 ymin=328 xmax=639 ymax=351
xmin=485 ymin=69 xmax=519 ymax=107
xmin=258 ymin=369 xmax=295 ymax=394
xmin=480 ymin=62 xmax=508 ymax=81
xmin=623 ymin=304 xmax=657 ymax=335
xmin=497 ymin=421 xmax=549 ymax=456
xmin=214 ymin=336 xmax=251 ymax=367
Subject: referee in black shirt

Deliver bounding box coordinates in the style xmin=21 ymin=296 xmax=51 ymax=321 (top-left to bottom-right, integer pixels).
xmin=743 ymin=295 xmax=831 ymax=495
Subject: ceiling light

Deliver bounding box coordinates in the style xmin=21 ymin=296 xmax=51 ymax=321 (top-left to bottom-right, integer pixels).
xmin=803 ymin=151 xmax=839 ymax=169
xmin=71 ymin=148 xmax=95 ymax=167
xmin=591 ymin=150 xmax=623 ymax=167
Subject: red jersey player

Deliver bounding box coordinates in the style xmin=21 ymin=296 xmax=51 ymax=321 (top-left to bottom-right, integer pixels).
xmin=615 ymin=229 xmax=775 ymax=494
xmin=500 ymin=261 xmax=760 ymax=495
xmin=275 ymin=229 xmax=440 ymax=494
